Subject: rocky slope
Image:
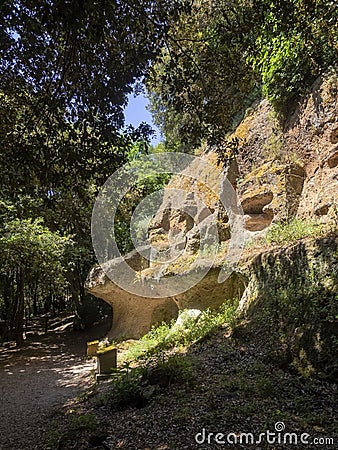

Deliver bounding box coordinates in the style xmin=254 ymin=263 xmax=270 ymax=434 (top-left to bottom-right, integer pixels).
xmin=86 ymin=69 xmax=338 ymax=377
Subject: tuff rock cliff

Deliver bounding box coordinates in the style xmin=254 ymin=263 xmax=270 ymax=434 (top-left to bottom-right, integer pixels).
xmin=86 ymin=70 xmax=338 ymax=377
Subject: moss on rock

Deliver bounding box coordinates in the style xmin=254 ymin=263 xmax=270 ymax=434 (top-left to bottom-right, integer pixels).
xmin=238 ymin=235 xmax=338 ymax=379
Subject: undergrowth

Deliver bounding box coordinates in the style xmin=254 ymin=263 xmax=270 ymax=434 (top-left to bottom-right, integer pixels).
xmin=91 ymin=299 xmax=239 ymax=411
xmin=94 ymin=354 xmax=195 ymax=410
xmin=264 ymin=218 xmax=324 ymax=244
xmin=84 ymin=299 xmax=239 ymax=413
xmin=44 ymin=413 xmax=98 ymax=449
xmin=125 ymin=299 xmax=239 ymax=362
xmin=246 ymin=218 xmax=325 ymax=250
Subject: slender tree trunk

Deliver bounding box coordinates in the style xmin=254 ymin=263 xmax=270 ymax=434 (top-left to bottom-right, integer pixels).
xmin=33 ymin=284 xmax=38 ymax=316
xmin=14 ymin=267 xmax=25 ymax=347
xmin=6 ymin=270 xmax=19 ymax=340
xmin=3 ymin=272 xmax=11 ymax=317
xmin=65 ymin=270 xmax=81 ymax=310
xmin=3 ymin=272 xmax=13 ymax=339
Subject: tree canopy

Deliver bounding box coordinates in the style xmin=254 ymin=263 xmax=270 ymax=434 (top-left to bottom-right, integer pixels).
xmin=147 ymin=0 xmax=338 ymax=150
xmin=0 ymin=216 xmax=72 ymax=344
xmin=0 ymin=0 xmax=189 ymax=194
xmin=0 ymin=0 xmax=185 ymax=124
xmin=0 ymin=0 xmax=189 ymax=344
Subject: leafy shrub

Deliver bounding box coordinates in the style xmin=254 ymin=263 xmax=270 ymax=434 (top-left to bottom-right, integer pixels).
xmin=145 ymin=354 xmax=194 ymax=387
xmin=69 ymin=413 xmax=98 ymax=431
xmin=97 ymin=300 xmax=238 ymax=409
xmin=96 ymin=354 xmax=195 ymax=411
xmin=109 ymin=369 xmax=147 ymax=410
xmin=252 ymin=34 xmax=312 ymax=115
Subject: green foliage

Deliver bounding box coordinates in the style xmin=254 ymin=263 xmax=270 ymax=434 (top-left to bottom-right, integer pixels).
xmin=94 ymin=364 xmax=147 ymax=410
xmin=264 ymin=218 xmax=323 ymax=245
xmin=96 ymin=354 xmax=194 ymax=410
xmin=147 ymin=0 xmax=338 ymax=149
xmin=249 ymin=0 xmax=338 ymax=115
xmin=152 ymin=354 xmax=194 ymax=385
xmin=243 ymin=234 xmax=338 ymax=378
xmin=0 ymin=218 xmax=71 ymax=274
xmin=69 ymin=413 xmax=98 ymax=432
xmin=0 ymin=1 xmax=186 ymax=338
xmin=44 ymin=412 xmax=98 ymax=449
xmin=0 ymin=0 xmax=184 ymax=142
xmin=126 ymin=299 xmax=239 ymax=361
xmin=147 ymin=0 xmax=256 ymax=151
xmin=252 ymin=34 xmax=310 ymax=114
xmin=0 ymin=217 xmax=72 ymax=342
xmin=109 ymin=145 xmax=172 ymax=254
xmin=109 ymin=371 xmax=146 ymax=410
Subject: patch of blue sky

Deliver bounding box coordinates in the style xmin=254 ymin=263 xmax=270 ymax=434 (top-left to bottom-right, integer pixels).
xmin=124 ymin=94 xmax=163 ymax=146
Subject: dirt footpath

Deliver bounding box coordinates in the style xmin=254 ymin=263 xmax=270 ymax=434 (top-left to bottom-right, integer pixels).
xmin=0 ymin=326 xmax=99 ymax=450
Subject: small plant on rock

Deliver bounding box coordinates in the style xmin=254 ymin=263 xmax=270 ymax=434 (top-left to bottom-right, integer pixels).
xmin=264 ymin=218 xmax=323 ymax=244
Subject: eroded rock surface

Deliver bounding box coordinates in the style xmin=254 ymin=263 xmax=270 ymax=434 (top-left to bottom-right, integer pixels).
xmin=85 ymin=253 xmax=178 ymax=339
xmin=238 ymin=162 xmax=305 ymax=232
xmin=87 ymin=69 xmax=338 ymax=341
xmin=238 ymin=236 xmax=338 ymax=377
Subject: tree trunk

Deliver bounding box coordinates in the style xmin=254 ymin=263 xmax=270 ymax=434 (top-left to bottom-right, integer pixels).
xmin=33 ymin=284 xmax=38 ymax=316
xmin=13 ymin=267 xmax=25 ymax=347
xmin=6 ymin=271 xmax=19 ymax=341
xmin=66 ymin=271 xmax=81 ymax=309
xmin=3 ymin=272 xmax=14 ymax=340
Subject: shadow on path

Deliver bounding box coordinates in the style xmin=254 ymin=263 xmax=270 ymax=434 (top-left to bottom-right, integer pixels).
xmin=0 ymin=325 xmax=103 ymax=449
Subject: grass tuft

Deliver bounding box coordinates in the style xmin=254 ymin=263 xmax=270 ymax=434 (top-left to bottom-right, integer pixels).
xmin=125 ymin=299 xmax=238 ymax=362
xmin=264 ymin=218 xmax=323 ymax=245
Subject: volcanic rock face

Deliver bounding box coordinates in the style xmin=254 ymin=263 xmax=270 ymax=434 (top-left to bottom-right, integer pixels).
xmin=86 ymin=69 xmax=338 ymax=341
xmin=238 ymin=162 xmax=305 ymax=232
xmin=238 ymin=235 xmax=338 ymax=377
xmin=85 ymin=252 xmax=179 ymax=339
xmin=292 ymin=71 xmax=338 ymax=225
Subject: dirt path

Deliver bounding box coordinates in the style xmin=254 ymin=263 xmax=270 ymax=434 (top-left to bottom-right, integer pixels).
xmin=0 ymin=325 xmax=100 ymax=450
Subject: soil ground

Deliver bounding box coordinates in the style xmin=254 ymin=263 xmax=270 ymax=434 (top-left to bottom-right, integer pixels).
xmin=0 ymin=317 xmax=104 ymax=450
xmin=1 ymin=318 xmax=337 ymax=450
xmin=58 ymin=326 xmax=338 ymax=450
